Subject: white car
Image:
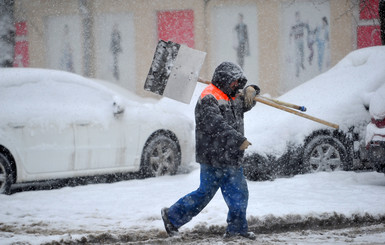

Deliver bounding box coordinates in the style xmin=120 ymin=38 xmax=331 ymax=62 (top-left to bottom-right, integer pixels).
xmin=244 ymin=46 xmax=385 ymax=180
xmin=365 ymin=82 xmax=385 ymax=174
xmin=0 ymin=68 xmax=194 ymax=194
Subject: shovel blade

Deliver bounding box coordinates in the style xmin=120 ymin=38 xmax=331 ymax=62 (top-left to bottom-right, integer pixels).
xmin=144 ymin=40 xmax=206 ymax=104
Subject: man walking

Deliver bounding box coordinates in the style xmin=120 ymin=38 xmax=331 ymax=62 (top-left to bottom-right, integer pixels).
xmin=161 ymin=62 xmax=259 ymax=240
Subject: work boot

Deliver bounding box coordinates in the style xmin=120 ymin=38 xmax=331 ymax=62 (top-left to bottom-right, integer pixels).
xmin=223 ymin=231 xmax=256 ymax=240
xmin=161 ymin=207 xmax=179 ymax=237
xmin=241 ymin=232 xmax=256 ymax=240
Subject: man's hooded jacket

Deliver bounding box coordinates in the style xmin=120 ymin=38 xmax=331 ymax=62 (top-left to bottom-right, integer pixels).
xmin=195 ymin=62 xmax=258 ymax=167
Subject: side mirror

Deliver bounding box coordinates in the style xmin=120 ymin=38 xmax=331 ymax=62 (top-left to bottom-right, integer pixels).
xmin=113 ymin=101 xmax=125 ymax=118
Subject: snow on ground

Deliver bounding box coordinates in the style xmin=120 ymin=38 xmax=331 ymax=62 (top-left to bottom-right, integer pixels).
xmin=0 ymin=167 xmax=385 ymax=244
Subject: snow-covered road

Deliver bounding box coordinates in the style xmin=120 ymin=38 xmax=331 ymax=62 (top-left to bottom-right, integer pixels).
xmin=1 ymin=165 xmax=385 ymax=244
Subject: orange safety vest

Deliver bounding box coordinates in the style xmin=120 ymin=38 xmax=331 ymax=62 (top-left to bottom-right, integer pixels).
xmin=200 ymin=84 xmax=234 ymax=101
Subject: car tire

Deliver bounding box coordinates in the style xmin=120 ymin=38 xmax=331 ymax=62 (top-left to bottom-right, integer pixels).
xmin=303 ymin=134 xmax=350 ymax=173
xmin=0 ymin=154 xmax=13 ymax=195
xmin=140 ymin=133 xmax=181 ymax=178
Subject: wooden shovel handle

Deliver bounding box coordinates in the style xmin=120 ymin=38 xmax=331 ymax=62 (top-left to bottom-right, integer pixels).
xmin=197 ymin=77 xmax=336 ymax=128
xmin=259 ymin=96 xmax=307 ymax=112
xmin=255 ymin=97 xmax=339 ymax=129
xmin=198 ymin=78 xmax=306 ymax=111
xmin=198 ymin=77 xmax=211 ymax=85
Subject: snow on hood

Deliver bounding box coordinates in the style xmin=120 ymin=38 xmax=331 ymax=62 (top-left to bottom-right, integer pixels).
xmin=245 ymin=46 xmax=385 ymax=157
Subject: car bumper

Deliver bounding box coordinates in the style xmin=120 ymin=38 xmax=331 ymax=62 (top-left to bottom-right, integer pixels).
xmin=367 ymin=141 xmax=385 ymax=173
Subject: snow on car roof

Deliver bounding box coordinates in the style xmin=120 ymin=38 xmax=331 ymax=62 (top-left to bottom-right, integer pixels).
xmin=0 ymin=68 xmax=191 ymax=130
xmin=245 ymin=46 xmax=385 ymax=157
xmin=0 ymin=68 xmax=125 ymax=127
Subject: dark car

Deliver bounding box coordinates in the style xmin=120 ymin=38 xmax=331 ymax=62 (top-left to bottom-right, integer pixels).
xmin=243 ymin=46 xmax=385 ymax=181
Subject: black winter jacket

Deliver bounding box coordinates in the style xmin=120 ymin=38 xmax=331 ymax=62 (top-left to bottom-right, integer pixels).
xmin=195 ymin=62 xmax=258 ymax=167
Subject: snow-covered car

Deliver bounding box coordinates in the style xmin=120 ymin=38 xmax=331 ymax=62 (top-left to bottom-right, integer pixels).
xmin=365 ymin=82 xmax=385 ymax=174
xmin=243 ymin=46 xmax=385 ymax=181
xmin=0 ymin=68 xmax=194 ymax=194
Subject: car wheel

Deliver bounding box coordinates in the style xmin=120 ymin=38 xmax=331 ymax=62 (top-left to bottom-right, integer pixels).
xmin=303 ymin=135 xmax=349 ymax=173
xmin=0 ymin=154 xmax=13 ymax=195
xmin=140 ymin=133 xmax=181 ymax=178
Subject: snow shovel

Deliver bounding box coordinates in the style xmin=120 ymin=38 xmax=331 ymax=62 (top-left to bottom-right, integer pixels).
xmin=144 ymin=40 xmax=206 ymax=104
xmin=144 ymin=40 xmax=338 ymax=129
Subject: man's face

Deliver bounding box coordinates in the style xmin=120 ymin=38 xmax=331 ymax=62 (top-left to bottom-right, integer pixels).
xmin=230 ymin=80 xmax=239 ymax=91
xmin=229 ymin=80 xmax=240 ymax=96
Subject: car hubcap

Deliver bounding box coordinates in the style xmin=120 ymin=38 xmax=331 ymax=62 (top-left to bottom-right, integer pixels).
xmin=309 ymin=143 xmax=342 ymax=172
xmin=149 ymin=141 xmax=175 ymax=176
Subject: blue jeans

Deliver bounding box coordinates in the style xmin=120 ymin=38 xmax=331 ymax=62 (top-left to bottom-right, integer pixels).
xmin=167 ymin=163 xmax=249 ymax=235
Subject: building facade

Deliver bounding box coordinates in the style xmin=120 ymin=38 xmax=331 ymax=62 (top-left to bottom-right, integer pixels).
xmin=12 ymin=0 xmax=381 ymax=98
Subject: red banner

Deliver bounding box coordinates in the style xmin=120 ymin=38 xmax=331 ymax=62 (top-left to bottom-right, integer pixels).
xmin=357 ymin=25 xmax=382 ymax=48
xmin=157 ymin=10 xmax=194 ymax=48
xmin=360 ymin=0 xmax=379 ymax=20
xmin=14 ymin=22 xmax=29 ymax=67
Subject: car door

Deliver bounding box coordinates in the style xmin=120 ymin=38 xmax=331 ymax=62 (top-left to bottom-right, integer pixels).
xmin=8 ymin=121 xmax=75 ymax=177
xmin=73 ymin=95 xmax=140 ymax=173
xmin=3 ymin=79 xmax=77 ymax=179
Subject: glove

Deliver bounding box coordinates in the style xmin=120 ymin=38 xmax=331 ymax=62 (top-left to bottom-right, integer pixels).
xmin=239 ymin=140 xmax=252 ymax=150
xmin=244 ymin=85 xmax=260 ymax=107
